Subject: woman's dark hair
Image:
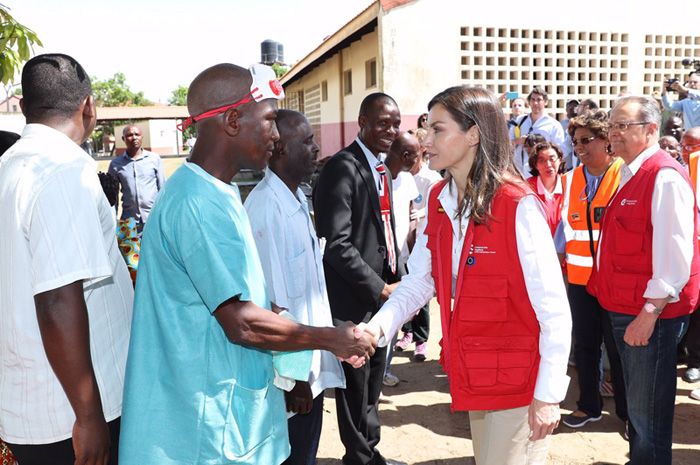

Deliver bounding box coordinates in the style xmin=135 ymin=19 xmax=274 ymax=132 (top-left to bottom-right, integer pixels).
xmin=417 ymin=113 xmax=428 ymax=128
xmin=567 ymin=109 xmax=609 ymax=139
xmin=529 ymin=141 xmax=565 ymax=177
xmin=427 ymin=86 xmax=521 ymax=224
xmin=524 ymin=133 xmax=546 ymax=149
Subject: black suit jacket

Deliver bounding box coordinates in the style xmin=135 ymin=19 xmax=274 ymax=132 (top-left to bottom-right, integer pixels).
xmin=313 ymin=141 xmax=403 ymax=324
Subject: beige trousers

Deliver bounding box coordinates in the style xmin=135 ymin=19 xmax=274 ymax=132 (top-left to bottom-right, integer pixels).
xmin=468 ymin=405 xmax=550 ymax=465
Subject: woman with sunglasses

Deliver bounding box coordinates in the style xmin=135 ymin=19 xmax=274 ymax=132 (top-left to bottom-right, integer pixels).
xmin=362 ymin=86 xmax=571 ymax=465
xmin=558 ymin=110 xmax=628 ymax=431
xmin=527 ymin=141 xmax=565 ymax=236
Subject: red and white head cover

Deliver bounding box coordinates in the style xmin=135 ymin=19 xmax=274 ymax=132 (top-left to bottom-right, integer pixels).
xmin=177 ymin=63 xmax=285 ymax=132
xmin=249 ymin=63 xmax=285 ymax=101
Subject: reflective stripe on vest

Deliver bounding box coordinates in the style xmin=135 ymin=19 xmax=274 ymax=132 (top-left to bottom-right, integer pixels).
xmin=561 ymin=159 xmax=623 ymax=285
xmin=690 ymin=151 xmax=699 ymax=197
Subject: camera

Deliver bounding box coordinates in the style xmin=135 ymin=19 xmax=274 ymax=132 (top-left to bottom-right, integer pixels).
xmin=665 ymin=59 xmax=700 ymax=92
xmin=681 ymin=58 xmax=700 ymax=72
xmin=665 ymin=78 xmax=679 ymax=91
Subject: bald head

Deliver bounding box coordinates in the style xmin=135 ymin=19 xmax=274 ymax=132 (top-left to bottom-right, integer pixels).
xmin=275 ymin=109 xmax=307 ymax=141
xmin=684 ymin=127 xmax=700 ymax=144
xmin=386 ymin=131 xmax=420 ymax=175
xmin=187 ymin=63 xmax=251 ymax=116
xmin=681 ymin=127 xmax=700 ymax=164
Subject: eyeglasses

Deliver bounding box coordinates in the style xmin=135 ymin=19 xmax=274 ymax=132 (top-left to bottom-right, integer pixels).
xmin=571 ymin=136 xmax=597 ymax=146
xmin=682 ymin=142 xmax=700 ymax=151
xmin=609 ymin=121 xmax=650 ymax=131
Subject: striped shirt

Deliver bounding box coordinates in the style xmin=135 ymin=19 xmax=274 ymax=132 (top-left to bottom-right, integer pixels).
xmin=0 ymin=124 xmax=133 ymax=444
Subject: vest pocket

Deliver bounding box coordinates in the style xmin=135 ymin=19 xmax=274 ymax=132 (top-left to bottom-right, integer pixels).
xmin=457 ymin=277 xmax=508 ymax=322
xmin=613 ymin=217 xmax=646 ymax=255
xmin=609 ymin=273 xmax=646 ymax=308
xmin=459 ymin=336 xmax=536 ymax=394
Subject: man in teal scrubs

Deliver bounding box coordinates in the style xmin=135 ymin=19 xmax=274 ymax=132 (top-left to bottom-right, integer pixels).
xmin=119 ymin=63 xmax=376 ymax=465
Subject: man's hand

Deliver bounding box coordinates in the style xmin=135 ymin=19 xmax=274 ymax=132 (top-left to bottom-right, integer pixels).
xmin=284 ymin=381 xmax=313 ymax=414
xmin=331 ymin=321 xmax=377 ymax=363
xmin=344 ymin=322 xmax=383 ymax=368
xmin=72 ymin=415 xmax=110 ymax=465
xmin=380 ymin=282 xmax=399 ymax=301
xmin=528 ymin=398 xmax=560 ymax=441
xmin=624 ymin=311 xmax=658 ymax=346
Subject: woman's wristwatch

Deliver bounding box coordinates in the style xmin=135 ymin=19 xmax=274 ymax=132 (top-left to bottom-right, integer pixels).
xmin=642 ymin=301 xmax=662 ymax=315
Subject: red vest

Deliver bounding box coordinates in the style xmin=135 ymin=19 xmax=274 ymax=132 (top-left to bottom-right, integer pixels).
xmin=587 ymin=150 xmax=700 ymax=318
xmin=425 ymin=180 xmax=541 ymax=411
xmin=527 ymin=176 xmax=563 ymax=236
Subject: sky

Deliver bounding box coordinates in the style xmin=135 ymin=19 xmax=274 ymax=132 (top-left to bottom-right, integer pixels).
xmin=9 ymin=0 xmax=374 ymax=103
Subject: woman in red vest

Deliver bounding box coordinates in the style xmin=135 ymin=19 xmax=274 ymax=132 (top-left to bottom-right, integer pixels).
xmin=526 ymin=141 xmax=565 ymax=236
xmin=363 ymin=86 xmax=571 ymax=465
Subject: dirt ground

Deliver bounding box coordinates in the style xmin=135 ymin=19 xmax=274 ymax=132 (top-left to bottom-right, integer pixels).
xmin=94 ymin=157 xmax=700 ymax=463
xmin=315 ymin=300 xmax=700 ymax=465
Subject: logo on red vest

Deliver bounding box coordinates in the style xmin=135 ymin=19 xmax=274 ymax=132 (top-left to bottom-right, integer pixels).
xmin=620 ymin=198 xmax=638 ymax=206
xmin=473 ymin=245 xmax=495 ymax=255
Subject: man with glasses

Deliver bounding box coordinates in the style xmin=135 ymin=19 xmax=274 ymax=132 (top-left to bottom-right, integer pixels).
xmin=661 ymin=72 xmax=700 ymax=130
xmin=587 ymin=96 xmax=700 ymax=465
xmin=509 ymin=87 xmax=565 ymax=178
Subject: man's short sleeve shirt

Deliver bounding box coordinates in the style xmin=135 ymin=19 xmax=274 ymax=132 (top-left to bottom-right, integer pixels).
xmin=0 ymin=124 xmax=134 ymax=444
xmin=119 ymin=162 xmax=288 ymax=465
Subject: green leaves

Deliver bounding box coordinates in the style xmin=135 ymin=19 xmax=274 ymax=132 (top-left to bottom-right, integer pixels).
xmin=0 ymin=5 xmax=43 ymax=85
xmin=91 ymin=72 xmax=153 ymax=107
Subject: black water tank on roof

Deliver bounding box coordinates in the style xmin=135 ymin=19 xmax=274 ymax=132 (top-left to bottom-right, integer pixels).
xmin=261 ymin=40 xmax=280 ymax=64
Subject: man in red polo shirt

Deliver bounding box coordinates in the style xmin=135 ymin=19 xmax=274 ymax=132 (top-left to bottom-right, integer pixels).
xmin=587 ymin=95 xmax=700 ymax=465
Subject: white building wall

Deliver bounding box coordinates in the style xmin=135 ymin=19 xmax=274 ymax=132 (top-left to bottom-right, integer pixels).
xmin=380 ymin=0 xmax=700 ymax=118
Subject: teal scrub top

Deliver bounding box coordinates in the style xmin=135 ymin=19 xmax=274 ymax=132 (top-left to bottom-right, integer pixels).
xmin=119 ymin=162 xmax=289 ymax=465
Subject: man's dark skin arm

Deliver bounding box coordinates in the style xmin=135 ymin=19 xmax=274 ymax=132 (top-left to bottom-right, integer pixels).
xmin=214 ymin=298 xmax=376 ymax=360
xmin=34 ymin=280 xmax=110 ymax=465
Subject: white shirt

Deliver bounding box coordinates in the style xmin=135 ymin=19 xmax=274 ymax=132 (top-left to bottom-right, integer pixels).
xmin=535 ymin=175 xmax=563 ymax=201
xmin=412 ymin=163 xmax=443 ymax=227
xmin=244 ymin=168 xmax=345 ymax=402
xmin=356 ymin=137 xmax=383 ymax=191
xmin=391 ymin=171 xmax=419 ymax=265
xmin=597 ymin=143 xmax=695 ymax=302
xmin=509 ymin=114 xmax=566 ymax=178
xmin=0 ymin=124 xmax=134 ymax=444
xmin=369 ymin=180 xmax=571 ymax=403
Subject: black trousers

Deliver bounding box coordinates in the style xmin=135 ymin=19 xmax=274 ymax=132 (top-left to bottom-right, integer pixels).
xmin=283 ymin=394 xmax=325 ymax=465
xmin=401 ymin=303 xmax=430 ymax=344
xmin=335 ymin=345 xmax=387 ymax=465
xmin=683 ymin=311 xmax=700 ymax=368
xmin=7 ymin=417 xmax=120 ymax=465
xmin=568 ymin=284 xmax=627 ymax=420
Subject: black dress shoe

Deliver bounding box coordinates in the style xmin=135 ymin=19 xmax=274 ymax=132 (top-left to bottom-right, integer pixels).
xmin=683 ymin=367 xmax=700 ymax=383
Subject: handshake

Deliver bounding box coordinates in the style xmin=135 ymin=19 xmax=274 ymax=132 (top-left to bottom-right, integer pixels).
xmin=331 ymin=321 xmax=381 ymax=368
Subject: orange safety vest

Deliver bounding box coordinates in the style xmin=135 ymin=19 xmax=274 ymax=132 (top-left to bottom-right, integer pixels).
xmin=690 ymin=151 xmax=699 ymax=197
xmin=560 ymin=158 xmax=623 ymax=285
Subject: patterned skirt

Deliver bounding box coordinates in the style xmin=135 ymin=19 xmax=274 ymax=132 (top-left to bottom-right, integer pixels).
xmin=0 ymin=440 xmax=15 ymax=465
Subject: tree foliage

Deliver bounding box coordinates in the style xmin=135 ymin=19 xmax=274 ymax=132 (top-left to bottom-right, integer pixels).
xmin=0 ymin=4 xmax=42 ymax=85
xmin=271 ymin=63 xmax=288 ymax=79
xmin=168 ymin=85 xmax=187 ymax=106
xmin=92 ymin=72 xmax=152 ymax=107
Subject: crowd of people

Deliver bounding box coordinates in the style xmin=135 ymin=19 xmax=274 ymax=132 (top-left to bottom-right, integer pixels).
xmin=0 ymin=52 xmax=698 ymax=465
